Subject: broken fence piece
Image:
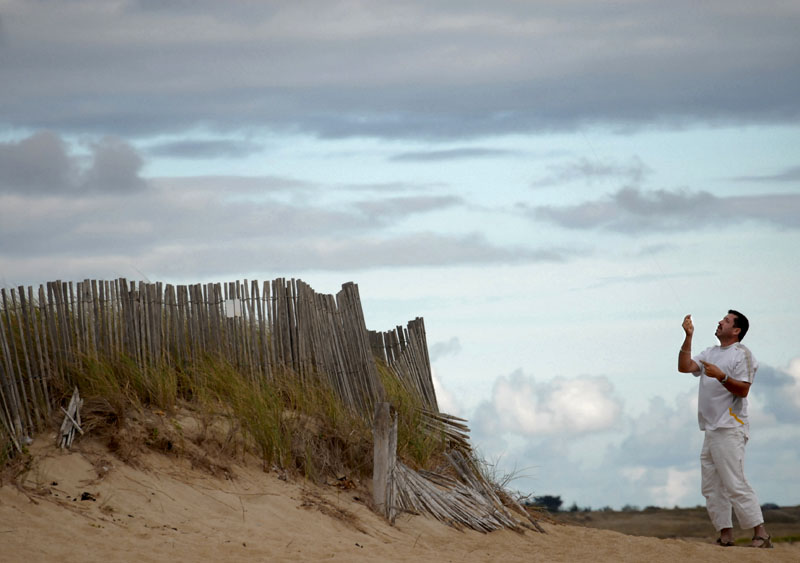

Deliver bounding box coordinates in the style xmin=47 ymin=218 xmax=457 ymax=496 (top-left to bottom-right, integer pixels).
xmin=58 ymin=387 xmax=84 ymax=449
xmin=60 ymin=406 xmax=84 ymax=435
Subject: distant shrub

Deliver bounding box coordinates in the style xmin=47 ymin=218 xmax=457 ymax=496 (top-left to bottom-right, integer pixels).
xmin=532 ymin=495 xmax=563 ymax=512
xmin=761 ymin=503 xmax=780 ymax=510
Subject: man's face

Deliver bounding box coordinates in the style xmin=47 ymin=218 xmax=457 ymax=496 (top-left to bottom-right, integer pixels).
xmin=715 ymin=313 xmax=740 ymax=342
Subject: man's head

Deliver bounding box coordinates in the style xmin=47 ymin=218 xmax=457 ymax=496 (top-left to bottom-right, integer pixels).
xmin=716 ymin=309 xmax=749 ymax=343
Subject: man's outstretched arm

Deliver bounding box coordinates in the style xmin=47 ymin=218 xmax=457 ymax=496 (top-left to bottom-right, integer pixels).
xmin=678 ymin=314 xmax=700 ymax=373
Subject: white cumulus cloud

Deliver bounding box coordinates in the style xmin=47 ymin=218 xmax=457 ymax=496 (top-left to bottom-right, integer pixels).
xmin=431 ymin=367 xmax=461 ymax=417
xmin=484 ymin=370 xmax=623 ymax=436
xmin=782 ymin=357 xmax=800 ymax=408
xmin=648 ymin=467 xmax=699 ymax=508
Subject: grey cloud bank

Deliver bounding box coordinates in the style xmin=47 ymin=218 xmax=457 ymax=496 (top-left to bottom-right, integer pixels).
xmin=147 ymin=139 xmax=264 ymax=160
xmin=530 ymin=188 xmax=800 ymax=232
xmin=530 ymin=157 xmax=652 ymax=188
xmin=734 ymin=165 xmax=800 ymax=183
xmin=0 ymin=131 xmax=145 ymax=194
xmin=1 ymin=129 xmax=797 ymax=283
xmin=2 ymin=1 xmax=799 ymax=140
xmin=1 ymin=131 xmax=568 ymax=284
xmin=391 ymin=148 xmax=520 ymax=162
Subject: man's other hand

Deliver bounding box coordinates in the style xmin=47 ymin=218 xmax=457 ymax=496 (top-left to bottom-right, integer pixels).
xmin=700 ymin=361 xmax=724 ymax=381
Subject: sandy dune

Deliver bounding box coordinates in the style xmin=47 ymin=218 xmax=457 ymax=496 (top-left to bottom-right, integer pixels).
xmin=2 ymin=436 xmax=797 ymax=562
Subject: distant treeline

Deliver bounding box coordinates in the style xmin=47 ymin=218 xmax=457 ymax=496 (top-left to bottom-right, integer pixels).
xmin=528 ymin=495 xmax=782 ymax=513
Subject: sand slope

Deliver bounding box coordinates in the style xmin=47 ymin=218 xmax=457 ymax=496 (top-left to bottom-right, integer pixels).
xmin=2 ymin=437 xmax=797 ymax=563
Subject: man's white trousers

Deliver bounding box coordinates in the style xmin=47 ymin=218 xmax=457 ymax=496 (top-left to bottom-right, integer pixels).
xmin=700 ymin=426 xmax=763 ymax=531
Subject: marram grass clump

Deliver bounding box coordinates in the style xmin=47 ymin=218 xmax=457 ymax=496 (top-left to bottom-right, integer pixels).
xmin=43 ymin=353 xmax=411 ymax=484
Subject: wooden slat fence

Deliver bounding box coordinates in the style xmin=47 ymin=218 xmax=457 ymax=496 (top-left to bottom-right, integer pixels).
xmin=0 ymin=277 xmax=397 ymax=451
xmin=0 ymin=277 xmax=542 ymax=534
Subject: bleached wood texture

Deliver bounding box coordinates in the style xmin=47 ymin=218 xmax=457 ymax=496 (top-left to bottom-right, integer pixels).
xmin=372 ymin=402 xmax=398 ymax=523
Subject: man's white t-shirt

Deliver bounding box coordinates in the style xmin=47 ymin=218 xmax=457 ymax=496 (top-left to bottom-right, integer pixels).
xmin=692 ymin=343 xmax=757 ymax=436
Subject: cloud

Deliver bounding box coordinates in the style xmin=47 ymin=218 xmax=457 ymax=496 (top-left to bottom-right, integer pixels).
xmin=341 ymin=181 xmax=448 ymax=194
xmin=610 ymin=393 xmax=700 ymax=468
xmin=531 ymin=157 xmax=651 ymax=188
xmin=147 ymin=139 xmax=264 ymax=159
xmin=0 ymin=185 xmax=367 ymax=259
xmin=197 ymin=233 xmax=563 ymax=272
xmin=430 ymin=337 xmax=462 ymax=362
xmin=152 ymin=175 xmax=317 ymax=194
xmin=733 ymin=164 xmax=800 ymax=183
xmin=0 ymin=134 xmax=571 ymax=283
xmin=616 ymin=464 xmax=700 ymax=509
xmin=582 ymin=270 xmax=710 ymax=291
xmin=354 ymin=195 xmax=464 ymax=222
xmin=0 ymin=132 xmax=145 ymax=194
xmin=466 ymin=357 xmax=800 ymax=509
xmin=474 ymin=370 xmax=623 ymax=437
xmin=391 ymin=148 xmax=519 ymax=162
xmin=0 ymin=131 xmax=75 ymax=193
xmin=431 ymin=368 xmax=460 ymax=416
xmin=647 ymin=467 xmax=700 ymax=509
xmin=2 ymin=2 xmax=799 ymax=139
xmin=82 ymin=136 xmax=146 ymax=192
xmin=0 ymin=229 xmax=563 ymax=285
xmin=756 ymin=359 xmax=800 ymax=423
xmin=528 ymin=187 xmax=800 ymax=232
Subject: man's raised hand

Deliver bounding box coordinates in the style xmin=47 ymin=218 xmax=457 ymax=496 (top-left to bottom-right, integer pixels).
xmin=682 ymin=314 xmax=694 ymax=336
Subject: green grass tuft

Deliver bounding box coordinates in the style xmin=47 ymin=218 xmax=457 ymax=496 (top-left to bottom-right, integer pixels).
xmin=49 ymin=353 xmax=384 ymax=483
xmin=765 ymin=535 xmax=800 ymax=544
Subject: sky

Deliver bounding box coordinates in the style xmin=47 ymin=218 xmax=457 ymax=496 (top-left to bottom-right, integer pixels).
xmin=1 ymin=0 xmax=799 ymax=511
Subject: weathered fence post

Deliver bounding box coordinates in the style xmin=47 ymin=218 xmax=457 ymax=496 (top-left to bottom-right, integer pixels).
xmin=372 ymin=401 xmax=397 ymax=523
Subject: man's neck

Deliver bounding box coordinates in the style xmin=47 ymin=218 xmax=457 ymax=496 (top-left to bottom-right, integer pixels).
xmin=718 ymin=337 xmax=738 ymax=347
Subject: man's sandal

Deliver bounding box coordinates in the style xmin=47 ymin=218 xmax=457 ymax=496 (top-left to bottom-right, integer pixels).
xmin=751 ymin=535 xmax=773 ymax=548
xmin=715 ymin=537 xmax=734 ymax=547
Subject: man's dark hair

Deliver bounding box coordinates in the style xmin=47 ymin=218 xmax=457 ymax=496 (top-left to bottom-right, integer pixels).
xmin=729 ymin=309 xmax=749 ymax=341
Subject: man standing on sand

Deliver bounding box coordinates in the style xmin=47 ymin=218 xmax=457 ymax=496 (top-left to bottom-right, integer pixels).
xmin=678 ymin=310 xmax=771 ymax=548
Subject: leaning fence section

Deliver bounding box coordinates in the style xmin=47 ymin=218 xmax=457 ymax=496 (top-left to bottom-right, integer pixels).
xmin=369 ymin=317 xmax=437 ymax=411
xmin=0 ymin=278 xmax=389 ymax=451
